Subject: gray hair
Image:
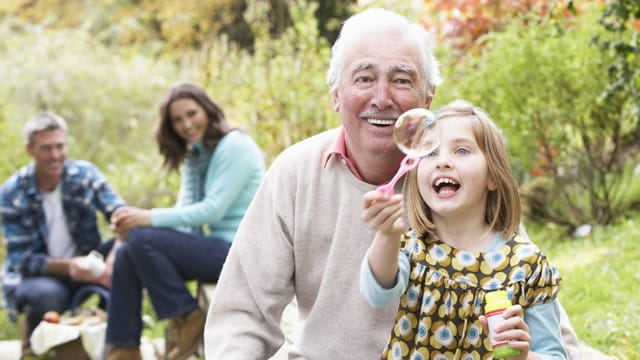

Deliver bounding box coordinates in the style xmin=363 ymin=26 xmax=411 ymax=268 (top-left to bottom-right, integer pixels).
xmin=23 ymin=112 xmax=68 ymax=146
xmin=326 ymin=8 xmax=442 ymax=96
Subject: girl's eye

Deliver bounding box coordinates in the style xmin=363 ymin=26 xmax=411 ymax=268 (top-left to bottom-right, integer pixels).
xmin=455 ymin=148 xmax=469 ymax=155
xmin=425 ymin=150 xmax=437 ymax=158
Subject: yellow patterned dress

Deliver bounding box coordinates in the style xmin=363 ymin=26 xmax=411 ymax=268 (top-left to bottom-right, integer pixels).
xmin=381 ymin=233 xmax=561 ymax=360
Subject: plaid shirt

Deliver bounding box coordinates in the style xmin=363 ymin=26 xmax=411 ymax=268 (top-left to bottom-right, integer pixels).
xmin=0 ymin=159 xmax=126 ymax=320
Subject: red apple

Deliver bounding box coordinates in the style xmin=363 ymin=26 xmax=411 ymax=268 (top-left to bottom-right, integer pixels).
xmin=43 ymin=311 xmax=60 ymax=324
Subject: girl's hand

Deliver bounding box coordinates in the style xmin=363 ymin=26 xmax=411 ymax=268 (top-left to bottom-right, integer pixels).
xmin=479 ymin=305 xmax=535 ymax=360
xmin=363 ymin=190 xmax=405 ymax=289
xmin=362 ymin=190 xmax=404 ymax=238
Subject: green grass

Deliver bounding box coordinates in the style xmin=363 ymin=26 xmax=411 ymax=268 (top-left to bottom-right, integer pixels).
xmin=527 ymin=217 xmax=640 ymax=359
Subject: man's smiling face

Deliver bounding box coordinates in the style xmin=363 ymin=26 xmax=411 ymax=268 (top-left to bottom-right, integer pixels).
xmin=27 ymin=129 xmax=67 ymax=186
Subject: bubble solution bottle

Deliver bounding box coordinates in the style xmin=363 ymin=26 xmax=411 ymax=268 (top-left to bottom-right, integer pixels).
xmin=485 ymin=290 xmax=521 ymax=359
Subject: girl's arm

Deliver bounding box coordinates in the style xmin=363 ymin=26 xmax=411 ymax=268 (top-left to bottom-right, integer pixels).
xmin=525 ymin=300 xmax=567 ymax=360
xmin=361 ymin=190 xmax=405 ymax=288
xmin=360 ymin=250 xmax=410 ymax=308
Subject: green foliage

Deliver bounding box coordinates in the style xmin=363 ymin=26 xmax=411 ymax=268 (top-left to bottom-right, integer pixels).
xmin=441 ymin=6 xmax=639 ymax=229
xmin=592 ymin=0 xmax=640 ymax=129
xmin=529 ymin=217 xmax=640 ymax=359
xmin=0 ymin=0 xmax=357 ymax=56
xmin=0 ymin=311 xmax=18 ymax=340
xmin=0 ymin=17 xmax=186 ymax=208
xmin=195 ymin=0 xmax=337 ymax=164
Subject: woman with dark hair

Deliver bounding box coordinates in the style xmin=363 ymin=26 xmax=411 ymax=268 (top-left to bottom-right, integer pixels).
xmin=105 ymin=81 xmax=265 ymax=360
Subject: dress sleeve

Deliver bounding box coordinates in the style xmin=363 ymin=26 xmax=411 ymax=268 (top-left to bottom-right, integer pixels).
xmin=508 ymin=239 xmax=562 ymax=307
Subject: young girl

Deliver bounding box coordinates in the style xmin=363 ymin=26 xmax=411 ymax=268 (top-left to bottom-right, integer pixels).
xmin=360 ymin=100 xmax=566 ymax=360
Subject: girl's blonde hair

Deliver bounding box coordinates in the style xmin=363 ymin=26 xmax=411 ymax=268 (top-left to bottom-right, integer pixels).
xmin=404 ymin=100 xmax=521 ymax=239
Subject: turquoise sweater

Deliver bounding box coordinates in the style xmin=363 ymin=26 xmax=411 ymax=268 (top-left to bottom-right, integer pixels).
xmin=150 ymin=130 xmax=265 ymax=242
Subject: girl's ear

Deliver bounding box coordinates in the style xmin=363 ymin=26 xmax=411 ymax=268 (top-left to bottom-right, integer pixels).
xmin=488 ymin=176 xmax=498 ymax=191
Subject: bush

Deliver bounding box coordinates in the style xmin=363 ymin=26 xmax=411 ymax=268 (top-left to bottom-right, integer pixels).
xmin=0 ymin=18 xmax=189 ymax=209
xmin=193 ymin=0 xmax=337 ymax=165
xmin=442 ymin=6 xmax=639 ymax=229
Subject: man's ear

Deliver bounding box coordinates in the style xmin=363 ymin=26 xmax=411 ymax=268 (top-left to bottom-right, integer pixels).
xmin=425 ymin=96 xmax=433 ymax=109
xmin=25 ymin=143 xmax=34 ymax=158
xmin=331 ymin=89 xmax=340 ymax=112
xmin=425 ymin=86 xmax=436 ymax=109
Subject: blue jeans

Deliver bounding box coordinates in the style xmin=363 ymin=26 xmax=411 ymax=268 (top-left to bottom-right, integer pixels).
xmin=15 ymin=240 xmax=113 ymax=335
xmin=105 ymin=227 xmax=231 ymax=347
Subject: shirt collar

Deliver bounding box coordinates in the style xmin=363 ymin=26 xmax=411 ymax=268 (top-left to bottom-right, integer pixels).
xmin=323 ymin=127 xmax=364 ymax=181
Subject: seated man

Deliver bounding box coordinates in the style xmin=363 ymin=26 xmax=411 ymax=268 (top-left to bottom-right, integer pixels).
xmin=0 ymin=112 xmax=126 ymax=357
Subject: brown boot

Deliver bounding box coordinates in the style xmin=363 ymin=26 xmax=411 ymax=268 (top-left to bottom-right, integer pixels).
xmin=164 ymin=316 xmax=178 ymax=355
xmin=105 ymin=346 xmax=142 ymax=360
xmin=20 ymin=316 xmax=34 ymax=359
xmin=165 ymin=307 xmax=206 ymax=360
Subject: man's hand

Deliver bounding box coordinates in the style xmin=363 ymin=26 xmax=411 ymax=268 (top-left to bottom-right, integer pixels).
xmin=68 ymin=257 xmax=105 ymax=284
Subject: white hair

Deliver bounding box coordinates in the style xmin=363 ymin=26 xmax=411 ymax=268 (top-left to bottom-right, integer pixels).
xmin=23 ymin=112 xmax=68 ymax=146
xmin=326 ymin=8 xmax=442 ymax=96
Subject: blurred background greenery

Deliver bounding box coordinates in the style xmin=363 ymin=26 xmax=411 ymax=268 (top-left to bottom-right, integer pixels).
xmin=0 ymin=0 xmax=638 ymax=358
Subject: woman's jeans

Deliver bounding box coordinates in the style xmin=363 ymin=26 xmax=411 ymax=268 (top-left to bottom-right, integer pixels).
xmin=105 ymin=227 xmax=231 ymax=347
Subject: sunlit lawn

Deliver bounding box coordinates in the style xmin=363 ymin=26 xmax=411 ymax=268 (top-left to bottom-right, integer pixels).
xmin=529 ymin=217 xmax=640 ymax=360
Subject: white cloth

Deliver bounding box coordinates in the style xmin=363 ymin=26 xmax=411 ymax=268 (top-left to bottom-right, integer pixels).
xmin=30 ymin=320 xmax=106 ymax=360
xmin=30 ymin=322 xmax=80 ymax=355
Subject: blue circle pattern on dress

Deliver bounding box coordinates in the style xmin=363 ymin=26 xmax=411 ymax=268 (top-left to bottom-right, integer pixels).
xmin=511 ymin=267 xmax=526 ymax=282
xmin=418 ymin=322 xmax=427 ymax=338
xmin=407 ymin=286 xmax=421 ymax=309
xmin=392 ymin=342 xmax=402 ymax=360
xmin=435 ymin=324 xmax=453 ymax=346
